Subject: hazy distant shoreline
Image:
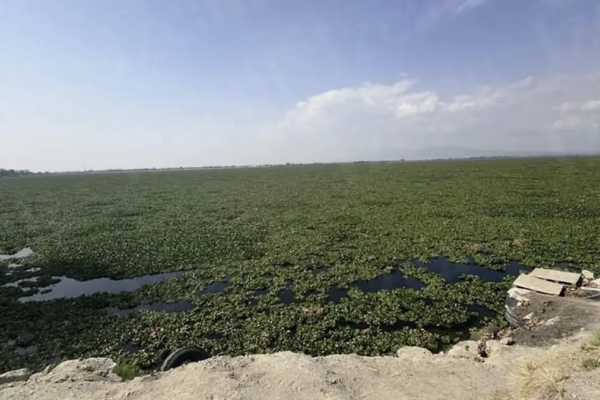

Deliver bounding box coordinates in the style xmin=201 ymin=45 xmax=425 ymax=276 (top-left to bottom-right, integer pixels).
xmin=2 ymin=151 xmax=599 ymax=177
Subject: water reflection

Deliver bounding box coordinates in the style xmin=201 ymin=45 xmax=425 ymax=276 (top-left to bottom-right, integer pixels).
xmin=18 ymin=271 xmax=185 ymax=302
xmin=328 ymin=270 xmax=425 ymax=303
xmin=278 ymin=288 xmax=300 ymax=304
xmin=416 ymin=256 xmax=532 ymax=283
xmin=15 ymin=346 xmax=37 ymax=356
xmin=198 ymin=275 xmax=233 ymax=295
xmin=0 ymin=247 xmax=34 ymax=260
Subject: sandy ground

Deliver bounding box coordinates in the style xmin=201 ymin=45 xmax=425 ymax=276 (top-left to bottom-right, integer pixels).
xmin=2 ymin=294 xmax=600 ymax=400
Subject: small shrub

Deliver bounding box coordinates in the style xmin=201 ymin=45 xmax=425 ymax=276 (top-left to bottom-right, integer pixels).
xmin=114 ymin=362 xmax=142 ymax=381
xmin=581 ymin=357 xmax=600 ymax=371
xmin=588 ymin=331 xmax=600 ymax=349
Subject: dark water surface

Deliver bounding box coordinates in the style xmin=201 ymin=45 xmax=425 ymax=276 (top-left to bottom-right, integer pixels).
xmin=198 ymin=275 xmax=233 ymax=296
xmin=329 ymin=270 xmax=426 ymax=303
xmin=17 ymin=271 xmax=185 ymax=302
xmin=416 ymin=256 xmax=532 ymax=283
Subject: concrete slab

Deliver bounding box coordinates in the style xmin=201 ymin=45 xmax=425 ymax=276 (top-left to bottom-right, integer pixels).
xmin=529 ymin=268 xmax=581 ymax=287
xmin=512 ymin=274 xmax=564 ymax=296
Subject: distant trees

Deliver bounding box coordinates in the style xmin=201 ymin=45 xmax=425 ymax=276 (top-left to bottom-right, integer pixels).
xmin=0 ymin=169 xmax=37 ymax=178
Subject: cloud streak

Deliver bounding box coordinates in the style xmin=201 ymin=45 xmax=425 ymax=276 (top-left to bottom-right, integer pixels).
xmin=453 ymin=0 xmax=489 ymax=15
xmin=417 ymin=0 xmax=490 ymax=29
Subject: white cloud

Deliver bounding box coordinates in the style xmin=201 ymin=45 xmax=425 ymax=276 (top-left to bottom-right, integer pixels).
xmin=582 ymin=100 xmax=600 ymax=111
xmin=560 ymin=100 xmax=600 ymax=112
xmin=253 ymin=71 xmax=600 ymax=164
xmin=553 ymin=114 xmax=598 ymax=130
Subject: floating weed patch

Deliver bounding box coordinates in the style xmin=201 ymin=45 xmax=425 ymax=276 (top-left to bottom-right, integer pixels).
xmin=107 ymin=300 xmax=195 ymax=316
xmin=352 ymin=270 xmax=426 ymax=292
xmin=467 ymin=304 xmax=496 ymax=319
xmin=2 ymin=157 xmax=600 ymax=373
xmin=2 ymin=277 xmax=40 ymax=288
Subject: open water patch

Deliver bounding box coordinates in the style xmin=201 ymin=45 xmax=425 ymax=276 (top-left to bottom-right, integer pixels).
xmin=198 ymin=275 xmax=233 ymax=296
xmin=5 ymin=340 xmax=38 ymax=357
xmin=278 ymin=288 xmax=301 ymax=304
xmin=16 ymin=271 xmax=185 ymax=302
xmin=326 ymin=257 xmax=526 ymax=304
xmin=122 ymin=341 xmax=142 ymax=354
xmin=466 ymin=304 xmax=496 ymax=318
xmin=14 ymin=345 xmax=37 ymax=356
xmin=107 ymin=300 xmax=195 ymax=316
xmin=328 ymin=270 xmax=425 ymax=303
xmin=415 ymin=256 xmax=532 ymax=283
xmin=0 ymin=247 xmax=34 ymax=260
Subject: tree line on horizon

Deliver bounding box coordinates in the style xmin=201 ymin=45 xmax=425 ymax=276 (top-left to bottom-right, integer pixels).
xmin=0 ymin=168 xmax=46 ymax=178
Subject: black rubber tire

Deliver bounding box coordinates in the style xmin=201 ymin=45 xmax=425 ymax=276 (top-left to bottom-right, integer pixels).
xmin=160 ymin=347 xmax=208 ymax=372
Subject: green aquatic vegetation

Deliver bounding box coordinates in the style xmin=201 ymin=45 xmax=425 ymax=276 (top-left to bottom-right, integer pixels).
xmin=1 ymin=156 xmax=600 ymax=373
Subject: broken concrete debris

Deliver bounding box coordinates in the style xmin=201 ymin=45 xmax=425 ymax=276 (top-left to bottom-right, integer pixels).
xmin=510 ymin=267 xmax=598 ymax=297
xmin=582 ymin=270 xmax=594 ymax=281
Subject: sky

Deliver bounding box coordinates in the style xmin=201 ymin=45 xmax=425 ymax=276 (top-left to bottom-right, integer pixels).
xmin=1 ymin=0 xmax=599 ymax=172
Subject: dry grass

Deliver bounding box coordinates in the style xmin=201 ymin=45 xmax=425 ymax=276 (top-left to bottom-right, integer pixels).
xmin=491 ymin=350 xmax=575 ymax=400
xmin=492 ymin=329 xmax=600 ymax=400
xmin=489 ymin=389 xmax=515 ymax=400
xmin=511 ymin=238 xmax=526 ymax=248
xmin=580 ymin=329 xmax=600 ymax=370
xmin=301 ymin=304 xmax=324 ymax=319
xmin=514 ymin=356 xmax=570 ymax=399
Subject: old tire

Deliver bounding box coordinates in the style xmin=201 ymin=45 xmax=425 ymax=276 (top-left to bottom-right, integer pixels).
xmin=160 ymin=347 xmax=208 ymax=372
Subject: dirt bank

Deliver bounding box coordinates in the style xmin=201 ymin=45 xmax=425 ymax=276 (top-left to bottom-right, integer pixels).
xmin=2 ymin=294 xmax=600 ymax=400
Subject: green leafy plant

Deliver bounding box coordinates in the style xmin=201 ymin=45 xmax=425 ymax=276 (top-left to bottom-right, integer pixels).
xmin=1 ymin=156 xmax=599 ymax=374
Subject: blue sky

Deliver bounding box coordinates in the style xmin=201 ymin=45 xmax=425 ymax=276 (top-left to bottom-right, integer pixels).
xmin=1 ymin=0 xmax=599 ymax=171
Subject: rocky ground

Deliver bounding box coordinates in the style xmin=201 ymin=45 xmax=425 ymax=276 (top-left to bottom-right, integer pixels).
xmin=2 ymin=293 xmax=600 ymax=400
